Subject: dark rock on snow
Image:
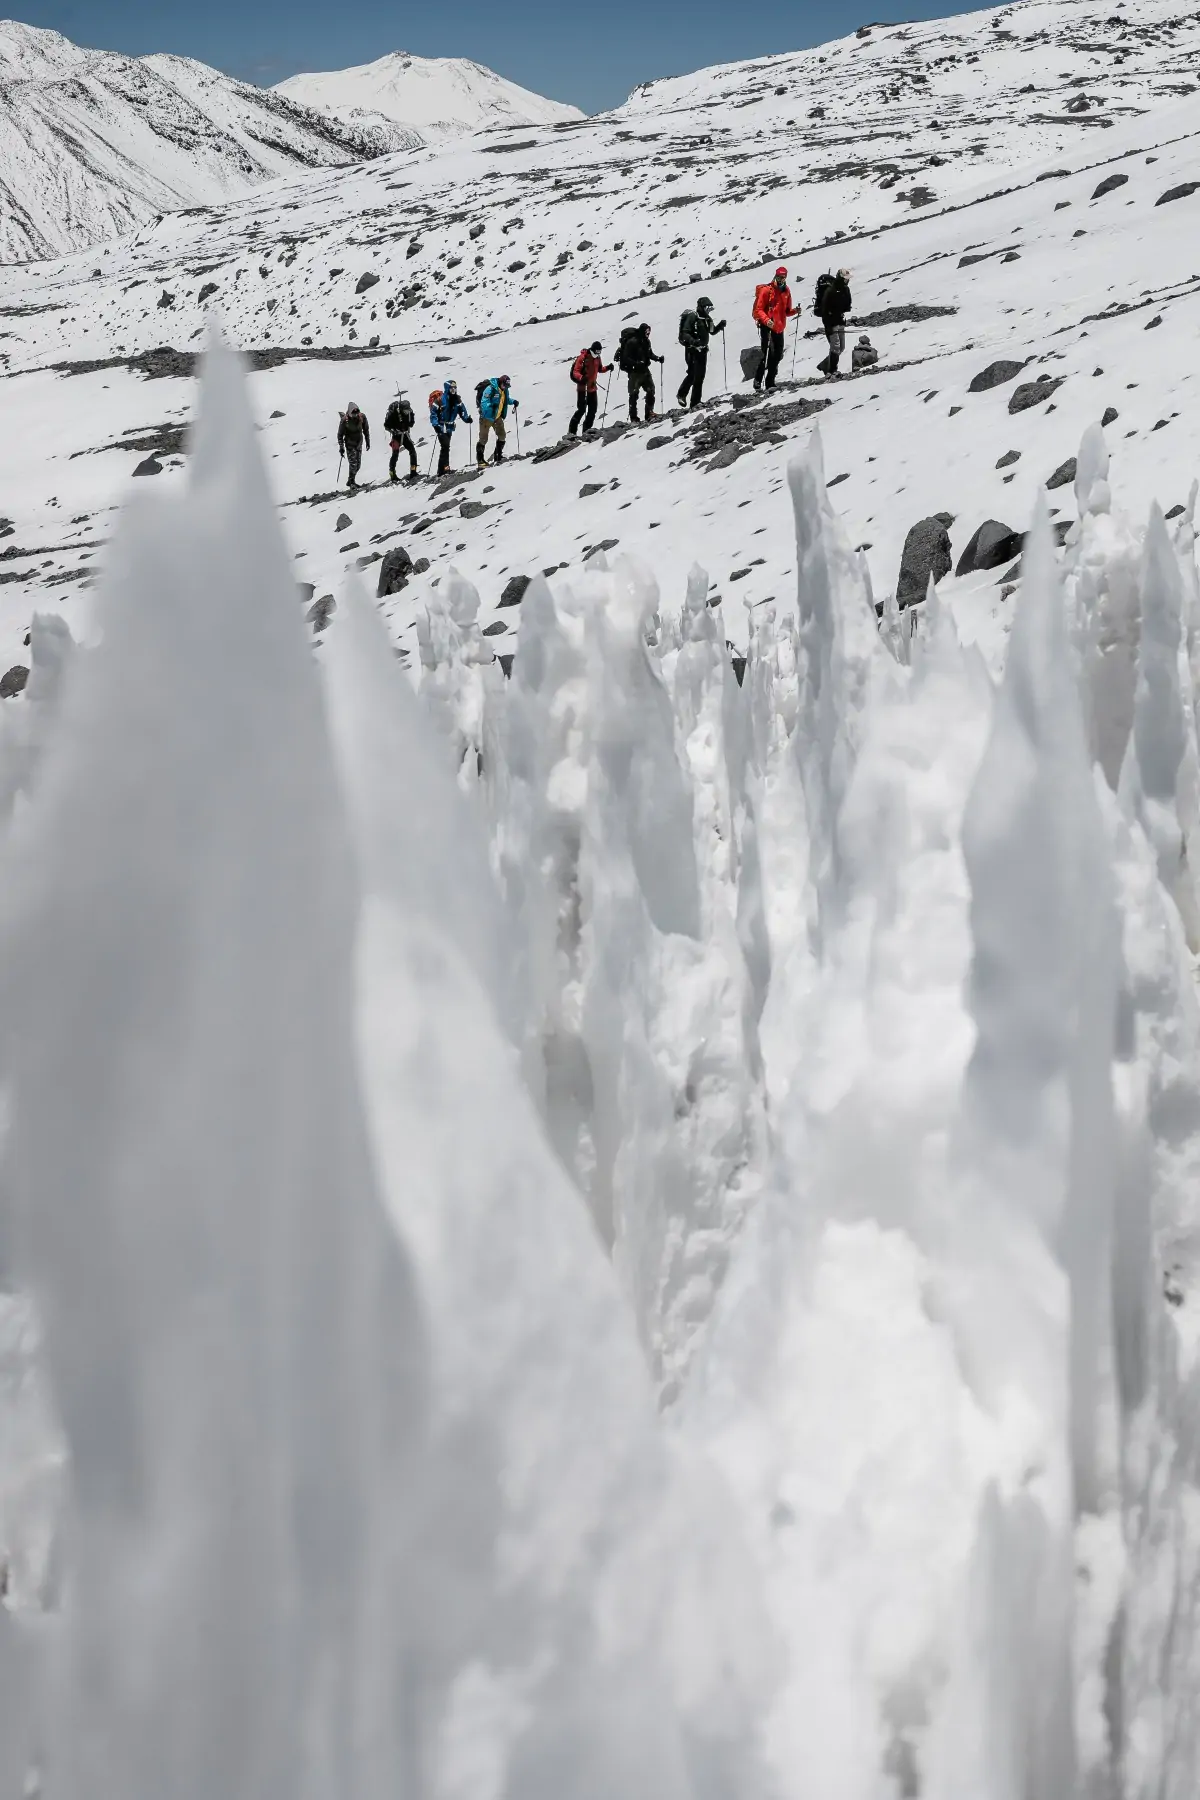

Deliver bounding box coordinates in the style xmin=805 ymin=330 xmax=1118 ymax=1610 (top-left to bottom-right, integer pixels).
xmin=307 ymin=594 xmax=336 ymax=633
xmin=995 ymin=449 xmax=1021 ymax=468
xmin=0 ymin=666 xmax=29 ymax=699
xmin=853 ymin=304 xmax=957 ymax=328
xmin=1165 ymin=505 xmax=1187 ymax=521
xmin=459 ymin=500 xmax=488 ymax=519
xmin=499 ymin=576 xmax=531 ymax=608
xmin=335 ymin=513 xmax=352 ymax=533
xmin=197 ymin=282 xmax=219 ymax=304
xmin=356 ymin=271 xmax=380 ymax=294
xmin=132 ymin=456 xmax=163 ymax=476
xmin=955 ymin=520 xmax=1023 ymax=577
xmin=376 ymin=546 xmax=415 ymax=597
xmin=1009 ymin=377 xmax=1064 ymax=414
xmin=1156 ymin=183 xmax=1200 ymax=205
xmin=1092 ymin=171 xmax=1129 ymax=199
xmin=968 ymin=359 xmax=1024 ymax=394
xmin=897 ymin=516 xmax=953 ymax=609
xmin=1046 ymin=458 xmax=1077 ymax=491
xmin=739 ymin=345 xmax=762 ymax=382
xmin=579 ymin=483 xmax=605 ymax=497
xmin=1102 ymin=406 xmax=1119 ymax=427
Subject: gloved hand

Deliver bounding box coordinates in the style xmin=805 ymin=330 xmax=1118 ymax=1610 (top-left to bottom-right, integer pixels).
xmin=717 ymin=320 xmax=727 ymax=332
xmin=658 ymin=356 xmax=665 ymax=365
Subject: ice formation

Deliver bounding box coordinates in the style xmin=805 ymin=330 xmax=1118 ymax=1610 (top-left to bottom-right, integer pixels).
xmin=3 ymin=345 xmax=1200 ymax=1799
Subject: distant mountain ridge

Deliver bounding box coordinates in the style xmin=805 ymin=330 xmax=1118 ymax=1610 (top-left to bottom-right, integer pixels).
xmin=274 ymin=50 xmax=583 ymax=148
xmin=0 ymin=22 xmax=579 ymax=264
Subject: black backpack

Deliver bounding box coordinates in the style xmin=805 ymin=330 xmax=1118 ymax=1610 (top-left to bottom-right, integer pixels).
xmin=813 ymin=272 xmax=834 ymax=318
xmin=617 ymin=326 xmax=642 ymax=372
xmin=385 ymin=399 xmax=414 ymax=433
xmin=678 ymin=309 xmax=697 ymax=346
xmin=475 ymin=380 xmax=489 ymax=411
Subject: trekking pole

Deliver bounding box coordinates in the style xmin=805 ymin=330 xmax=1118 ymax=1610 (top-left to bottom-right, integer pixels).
xmin=336 ymin=450 xmax=344 ymax=487
xmin=427 ymin=439 xmax=437 ymax=477
xmin=790 ymin=321 xmax=799 ymax=383
xmin=721 ymin=334 xmax=728 ymax=393
xmin=600 ymin=372 xmax=612 ymax=429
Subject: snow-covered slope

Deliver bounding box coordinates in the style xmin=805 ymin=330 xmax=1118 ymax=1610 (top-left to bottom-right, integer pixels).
xmin=7 ymin=2 xmax=1200 ymax=1793
xmin=0 ymin=20 xmax=392 ymax=263
xmin=275 ymin=50 xmax=582 ymax=151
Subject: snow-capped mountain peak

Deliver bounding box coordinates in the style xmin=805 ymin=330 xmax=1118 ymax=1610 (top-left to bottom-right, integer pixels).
xmin=275 ymin=49 xmax=583 ymax=146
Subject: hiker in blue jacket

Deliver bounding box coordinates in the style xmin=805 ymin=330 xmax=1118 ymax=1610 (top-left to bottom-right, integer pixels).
xmin=476 ymin=375 xmax=518 ymax=467
xmin=430 ymin=379 xmax=471 ymax=476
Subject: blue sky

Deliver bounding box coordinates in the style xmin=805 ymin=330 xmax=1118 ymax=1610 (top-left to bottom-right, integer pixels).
xmin=18 ymin=0 xmax=970 ymax=111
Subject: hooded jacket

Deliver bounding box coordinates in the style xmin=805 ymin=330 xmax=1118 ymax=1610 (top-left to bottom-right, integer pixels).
xmin=430 ymin=384 xmax=471 ymax=432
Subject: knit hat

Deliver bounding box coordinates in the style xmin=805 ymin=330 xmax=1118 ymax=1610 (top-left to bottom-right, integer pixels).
xmin=590 ymin=340 xmax=602 ymax=352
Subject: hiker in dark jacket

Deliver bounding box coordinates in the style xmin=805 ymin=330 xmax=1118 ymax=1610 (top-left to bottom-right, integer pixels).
xmin=568 ymin=342 xmax=611 ymax=437
xmin=383 ymin=394 xmax=418 ymax=480
xmin=337 ymin=401 xmax=370 ymax=487
xmin=677 ymin=297 xmax=726 ymax=409
xmin=817 ymin=269 xmax=853 ymax=377
xmin=429 ymin=380 xmax=471 ymax=477
xmin=616 ymin=323 xmax=664 ymax=423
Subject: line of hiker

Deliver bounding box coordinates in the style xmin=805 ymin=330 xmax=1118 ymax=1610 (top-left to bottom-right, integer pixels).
xmin=335 ymin=264 xmax=878 ymax=488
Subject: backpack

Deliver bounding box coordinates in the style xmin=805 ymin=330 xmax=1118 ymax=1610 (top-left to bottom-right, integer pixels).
xmin=617 ymin=326 xmax=641 ymax=372
xmin=475 ymin=380 xmax=489 ymax=411
xmin=571 ymin=349 xmax=590 ymax=383
xmin=385 ymin=399 xmax=413 ymax=434
xmin=428 ymin=387 xmax=443 ymax=421
xmin=679 ymin=309 xmax=696 ymax=346
xmin=814 ymin=272 xmax=835 ymax=317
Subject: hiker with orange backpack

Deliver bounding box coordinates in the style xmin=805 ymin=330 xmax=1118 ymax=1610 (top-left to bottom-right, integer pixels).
xmin=429 ymin=379 xmax=471 ymax=477
xmin=567 ymin=341 xmax=612 ymax=438
xmin=752 ymin=267 xmax=798 ymax=394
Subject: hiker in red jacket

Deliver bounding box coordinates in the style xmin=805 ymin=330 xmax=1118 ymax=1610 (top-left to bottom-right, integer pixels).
xmin=567 ymin=341 xmax=611 ymax=438
xmin=752 ymin=266 xmax=798 ymax=394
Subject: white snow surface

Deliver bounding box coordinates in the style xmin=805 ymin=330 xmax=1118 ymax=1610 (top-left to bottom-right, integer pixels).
xmin=3 ymin=1 xmax=1200 ymax=1793
xmin=276 ymin=51 xmax=581 ymax=150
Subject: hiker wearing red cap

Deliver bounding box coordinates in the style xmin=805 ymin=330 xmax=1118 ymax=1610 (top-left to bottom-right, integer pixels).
xmin=752 ymin=266 xmax=797 ymax=394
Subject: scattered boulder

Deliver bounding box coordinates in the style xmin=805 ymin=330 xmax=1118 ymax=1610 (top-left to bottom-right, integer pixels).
xmin=132 ymin=456 xmax=163 ymax=477
xmin=996 ymin=449 xmax=1021 ymax=468
xmin=959 ymin=251 xmax=991 ymax=268
xmin=499 ymin=576 xmax=531 ymax=607
xmin=1165 ymin=504 xmax=1186 ymax=520
xmin=1145 ymin=315 xmax=1162 ymax=330
xmin=355 ymin=271 xmax=380 ymax=294
xmin=406 ymin=241 xmax=423 ymax=259
xmin=1092 ymin=171 xmax=1129 ymax=199
xmin=482 ymin=621 xmax=507 ymax=637
xmin=507 ymin=260 xmax=527 ymax=273
xmin=852 ymin=304 xmax=957 ymax=327
xmin=532 ymin=440 xmax=577 ymax=463
xmin=307 ymin=594 xmax=336 ymax=633
xmin=739 ymin=345 xmax=761 ymax=382
xmin=955 ymin=519 xmax=1023 ymax=577
xmin=579 ymin=482 xmax=605 ymax=497
xmin=1009 ymin=376 xmax=1064 ymax=413
xmin=0 ymin=666 xmax=29 ymax=699
xmin=1156 ymin=182 xmax=1200 ymax=206
xmin=1001 ymin=251 xmax=1021 ymax=263
xmin=197 ymin=282 xmax=219 ymax=304
xmin=335 ymin=512 xmax=352 ymax=533
xmin=376 ymin=546 xmax=415 ymax=597
xmin=1036 ymin=168 xmax=1071 ymax=181
xmin=469 ymin=222 xmax=485 ymax=240
xmin=157 ymin=290 xmax=174 ymax=309
xmin=654 ymin=279 xmax=670 ymax=293
xmin=969 ymin=359 xmax=1025 ymax=393
xmin=1046 ymin=457 xmax=1077 ymax=490
xmin=897 ymin=515 xmax=952 ymax=609
xmin=459 ymin=500 xmax=488 ymax=519
xmin=1101 ymin=406 xmax=1118 ymax=426
xmin=270 ymin=409 xmax=285 ymax=419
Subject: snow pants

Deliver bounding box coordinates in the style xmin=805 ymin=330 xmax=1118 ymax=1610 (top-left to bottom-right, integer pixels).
xmin=678 ymin=346 xmax=708 ymax=408
xmin=435 ymin=429 xmax=454 ymax=476
xmin=755 ymin=324 xmax=784 ymax=391
xmin=477 ymin=417 xmax=506 ymax=464
xmin=628 ymin=366 xmax=655 ymax=421
xmin=389 ymin=433 xmax=416 ymax=477
xmin=569 ymin=382 xmax=598 ymax=436
xmin=823 ymin=323 xmax=846 ymax=374
xmin=345 ymin=440 xmax=363 ymax=485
